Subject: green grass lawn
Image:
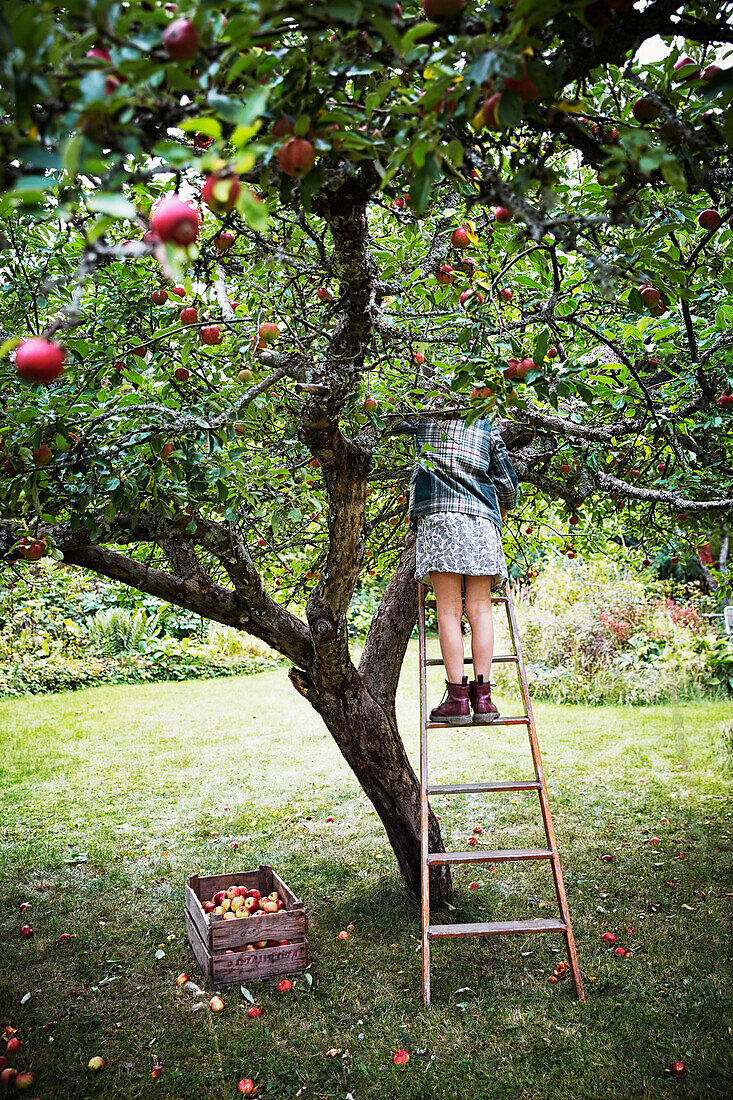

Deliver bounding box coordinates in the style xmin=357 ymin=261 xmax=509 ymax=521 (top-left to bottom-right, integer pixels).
xmin=1 ymin=639 xmax=732 ymax=1099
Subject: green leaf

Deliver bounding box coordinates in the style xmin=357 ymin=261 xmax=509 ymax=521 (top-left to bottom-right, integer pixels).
xmin=534 ymin=329 xmax=549 ymax=363
xmin=400 ymin=21 xmax=435 ymax=53
xmin=87 ymin=194 xmax=137 ymax=219
xmin=240 ymin=188 xmax=269 ymax=233
xmin=661 ymin=158 xmax=687 ymax=192
xmin=409 ymin=152 xmax=441 ymax=215
xmin=240 ymin=986 xmax=254 ymax=1004
xmin=62 ymin=133 xmax=83 ymax=180
xmin=179 ymin=117 xmax=222 ymax=139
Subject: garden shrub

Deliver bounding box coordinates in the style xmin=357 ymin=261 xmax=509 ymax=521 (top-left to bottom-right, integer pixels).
xmin=512 ymin=553 xmax=731 ymax=705
xmin=0 ymin=563 xmax=280 ymax=696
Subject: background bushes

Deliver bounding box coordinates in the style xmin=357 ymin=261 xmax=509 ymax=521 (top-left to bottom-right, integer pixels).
xmin=0 ymin=564 xmax=279 ymax=697
xmin=2 ymin=553 xmax=730 ymax=702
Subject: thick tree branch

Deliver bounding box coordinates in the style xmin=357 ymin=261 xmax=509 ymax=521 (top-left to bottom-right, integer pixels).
xmin=360 ymin=534 xmax=418 ymax=711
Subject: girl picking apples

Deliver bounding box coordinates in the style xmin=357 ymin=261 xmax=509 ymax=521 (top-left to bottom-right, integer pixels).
xmin=392 ymin=391 xmax=518 ymax=724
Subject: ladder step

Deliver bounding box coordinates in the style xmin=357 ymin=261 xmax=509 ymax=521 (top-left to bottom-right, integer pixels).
xmin=428 ymin=917 xmax=566 ymax=939
xmin=426 ymin=847 xmax=554 ymax=865
xmin=424 ymin=655 xmax=519 ymax=667
xmin=427 ymin=780 xmax=542 ymax=795
xmin=427 ymin=716 xmax=529 ymax=730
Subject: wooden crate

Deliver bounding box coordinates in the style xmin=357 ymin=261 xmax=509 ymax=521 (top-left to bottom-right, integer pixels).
xmin=184 ymin=864 xmax=308 ymax=986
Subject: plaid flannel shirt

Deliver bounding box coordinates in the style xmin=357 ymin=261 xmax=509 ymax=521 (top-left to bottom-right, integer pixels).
xmin=393 ymin=416 xmax=519 ymax=533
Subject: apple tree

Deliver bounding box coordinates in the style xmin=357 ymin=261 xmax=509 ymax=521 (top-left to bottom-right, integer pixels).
xmin=1 ymin=0 xmax=732 ymax=900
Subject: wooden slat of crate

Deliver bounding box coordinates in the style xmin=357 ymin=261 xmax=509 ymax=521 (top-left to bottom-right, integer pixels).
xmin=271 ymin=868 xmax=302 ymax=910
xmin=184 ymin=910 xmax=212 ymax=982
xmin=194 ymin=868 xmax=263 ymax=900
xmin=185 ymin=879 xmax=211 ymax=948
xmin=211 ymin=909 xmax=306 ymax=950
xmin=211 ymin=939 xmax=308 ymax=986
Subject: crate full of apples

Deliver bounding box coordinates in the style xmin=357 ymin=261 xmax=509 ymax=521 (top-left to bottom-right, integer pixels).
xmin=184 ymin=864 xmax=308 ymax=986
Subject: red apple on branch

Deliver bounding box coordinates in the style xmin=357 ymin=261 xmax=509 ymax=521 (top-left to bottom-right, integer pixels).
xmin=493 ymin=206 xmax=513 ymax=224
xmin=450 ymin=226 xmax=469 ymax=249
xmin=151 ymin=288 xmax=168 ymax=304
xmin=174 ymin=367 xmax=190 ymax=381
xmin=632 ymin=97 xmax=660 ymax=123
xmin=481 ymin=93 xmax=503 ymax=130
xmin=150 ymin=197 xmax=201 ymax=246
xmin=201 ymin=174 xmax=241 ymax=214
xmin=32 ymin=444 xmax=53 ymax=466
xmin=258 ymin=322 xmax=280 ymax=344
xmin=422 ymin=0 xmax=464 ymax=17
xmin=180 ymin=307 xmax=198 ymax=325
xmin=504 ymin=59 xmax=539 ymax=102
xmin=201 ymin=325 xmax=223 ymax=345
xmin=214 ymin=230 xmax=235 ymax=252
xmin=673 ymin=55 xmax=700 ymax=80
xmin=435 ymin=264 xmax=455 ymax=285
xmin=162 ymin=18 xmax=199 ymax=60
xmin=277 ymin=137 xmax=316 ymax=177
xmin=14 ymin=338 xmax=65 ymax=384
xmin=272 ymin=117 xmax=294 ymax=139
xmin=697 ymin=208 xmax=721 ymax=230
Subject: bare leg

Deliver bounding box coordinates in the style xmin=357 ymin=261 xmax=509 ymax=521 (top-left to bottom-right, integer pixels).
xmin=464 ymin=574 xmax=495 ymax=681
xmin=430 ymin=571 xmax=464 ymax=683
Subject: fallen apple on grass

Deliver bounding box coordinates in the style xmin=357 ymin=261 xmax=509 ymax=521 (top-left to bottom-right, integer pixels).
xmin=14 ymin=1070 xmax=36 ymax=1090
xmin=601 ymin=932 xmax=616 ymax=945
xmin=176 ymin=974 xmax=189 ymax=986
xmin=6 ymin=1039 xmax=23 ymax=1055
xmin=19 ymin=926 xmax=33 ymax=938
xmin=393 ymin=1049 xmax=409 ymax=1066
xmin=276 ymin=979 xmax=292 ymax=993
xmin=88 ymin=1056 xmax=105 ymax=1072
xmin=0 ymin=1068 xmax=17 ymax=1087
xmin=247 ymin=1006 xmax=263 ymax=1019
xmin=209 ymin=995 xmax=225 ymax=1012
xmin=238 ymin=1080 xmax=256 ymax=1096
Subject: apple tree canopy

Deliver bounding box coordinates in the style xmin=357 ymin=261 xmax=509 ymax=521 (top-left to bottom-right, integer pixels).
xmin=0 ymin=0 xmax=732 ymax=895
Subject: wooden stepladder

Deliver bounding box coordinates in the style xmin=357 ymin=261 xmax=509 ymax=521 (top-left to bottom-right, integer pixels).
xmin=418 ymin=582 xmax=584 ymax=1005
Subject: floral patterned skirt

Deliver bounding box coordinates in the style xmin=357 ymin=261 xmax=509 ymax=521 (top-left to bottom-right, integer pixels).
xmin=415 ymin=512 xmax=508 ymax=591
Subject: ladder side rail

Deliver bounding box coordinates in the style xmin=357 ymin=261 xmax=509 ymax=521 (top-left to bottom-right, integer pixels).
xmin=503 ymin=589 xmax=586 ymax=1002
xmin=418 ymin=582 xmax=431 ymax=1005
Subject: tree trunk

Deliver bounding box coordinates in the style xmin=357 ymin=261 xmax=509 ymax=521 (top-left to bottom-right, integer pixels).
xmin=288 ymin=665 xmax=452 ymax=905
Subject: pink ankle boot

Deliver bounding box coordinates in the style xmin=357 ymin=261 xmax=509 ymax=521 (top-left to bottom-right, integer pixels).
xmin=429 ymin=677 xmax=471 ymax=725
xmin=470 ymin=675 xmax=500 ymax=724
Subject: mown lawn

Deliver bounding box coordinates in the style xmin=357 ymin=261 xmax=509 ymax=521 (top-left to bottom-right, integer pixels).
xmin=1 ymin=639 xmax=732 ymax=1099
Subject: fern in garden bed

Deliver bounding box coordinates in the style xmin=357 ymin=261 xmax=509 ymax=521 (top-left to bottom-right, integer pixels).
xmin=86 ymin=608 xmax=162 ymax=656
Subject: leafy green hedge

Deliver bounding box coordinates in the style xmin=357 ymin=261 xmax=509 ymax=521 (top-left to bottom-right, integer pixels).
xmin=0 ymin=564 xmax=279 ymax=697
